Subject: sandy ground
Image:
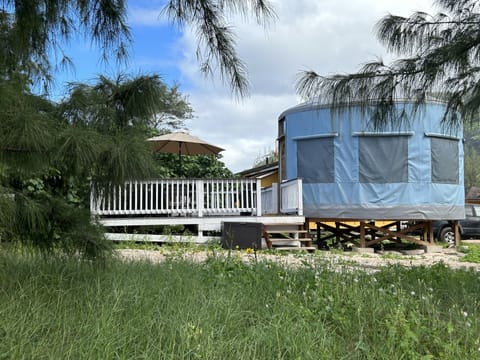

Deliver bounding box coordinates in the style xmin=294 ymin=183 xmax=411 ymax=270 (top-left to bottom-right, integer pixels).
xmin=117 ymin=246 xmax=480 ymax=273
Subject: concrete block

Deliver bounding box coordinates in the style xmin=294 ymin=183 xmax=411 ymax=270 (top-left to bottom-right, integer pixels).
xmin=352 ymin=247 xmax=375 ymax=254
xmin=376 ymin=250 xmax=403 ymax=256
xmin=422 ymin=245 xmax=443 ymax=254
xmin=400 ymin=249 xmax=425 ymax=256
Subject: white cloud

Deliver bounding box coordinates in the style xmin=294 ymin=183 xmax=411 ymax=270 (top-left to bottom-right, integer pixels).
xmin=185 ymin=93 xmax=297 ymax=171
xmin=128 ymin=5 xmax=166 ymax=27
xmin=172 ymin=0 xmax=435 ymax=173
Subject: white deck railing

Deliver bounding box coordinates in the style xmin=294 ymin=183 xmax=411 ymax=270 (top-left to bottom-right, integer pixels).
xmin=261 ymin=183 xmax=278 ymax=215
xmin=281 ymin=178 xmax=303 ymax=215
xmin=261 ymin=179 xmax=303 ymax=216
xmin=91 ymin=178 xmax=303 ymax=217
xmin=91 ymin=179 xmax=262 ymax=217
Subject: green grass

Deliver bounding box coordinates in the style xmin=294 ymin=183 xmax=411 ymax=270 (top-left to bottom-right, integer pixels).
xmin=459 ymin=244 xmax=480 ymax=263
xmin=1 ymin=249 xmax=480 ymax=359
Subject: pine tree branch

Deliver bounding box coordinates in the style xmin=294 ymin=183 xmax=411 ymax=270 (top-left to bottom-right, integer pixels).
xmin=162 ymin=0 xmax=275 ymax=98
xmin=296 ymin=0 xmax=480 ymax=128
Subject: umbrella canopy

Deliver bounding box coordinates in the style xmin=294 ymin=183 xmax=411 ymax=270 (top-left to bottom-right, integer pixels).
xmin=147 ymin=132 xmax=224 ymax=155
xmin=147 ymin=132 xmax=224 ymax=176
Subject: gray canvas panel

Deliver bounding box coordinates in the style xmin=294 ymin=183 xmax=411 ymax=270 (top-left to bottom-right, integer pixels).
xmin=431 ymin=138 xmax=459 ymax=184
xmin=359 ymin=136 xmax=408 ymax=183
xmin=303 ymin=204 xmax=465 ymax=220
xmin=297 ymin=137 xmax=334 ymax=183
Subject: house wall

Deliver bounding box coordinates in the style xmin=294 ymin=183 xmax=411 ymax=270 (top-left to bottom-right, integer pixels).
xmin=280 ymin=102 xmax=465 ymax=220
xmin=260 ymin=172 xmax=279 ymax=188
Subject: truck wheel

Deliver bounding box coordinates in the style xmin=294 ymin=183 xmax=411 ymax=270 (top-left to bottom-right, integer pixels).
xmin=438 ymin=227 xmax=455 ymax=245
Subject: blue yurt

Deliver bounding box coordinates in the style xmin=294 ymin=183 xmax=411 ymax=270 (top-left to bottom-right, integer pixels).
xmin=278 ymin=101 xmax=464 ymax=220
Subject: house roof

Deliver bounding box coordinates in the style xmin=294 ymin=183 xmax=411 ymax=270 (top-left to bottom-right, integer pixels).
xmin=237 ymin=161 xmax=279 ymax=179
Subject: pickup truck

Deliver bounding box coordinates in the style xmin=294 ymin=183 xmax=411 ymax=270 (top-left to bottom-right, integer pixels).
xmin=434 ymin=203 xmax=480 ymax=244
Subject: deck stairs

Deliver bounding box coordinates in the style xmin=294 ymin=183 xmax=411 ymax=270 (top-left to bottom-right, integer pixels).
xmin=263 ymin=223 xmax=316 ymax=252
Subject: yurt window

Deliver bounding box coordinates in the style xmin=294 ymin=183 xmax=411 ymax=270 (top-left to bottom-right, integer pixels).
xmin=358 ymin=135 xmax=408 ymax=183
xmin=430 ymin=136 xmax=459 ymax=184
xmin=295 ymin=135 xmax=335 ymax=183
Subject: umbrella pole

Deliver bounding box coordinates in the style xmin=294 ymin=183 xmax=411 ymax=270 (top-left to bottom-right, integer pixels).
xmin=178 ymin=142 xmax=182 ymax=177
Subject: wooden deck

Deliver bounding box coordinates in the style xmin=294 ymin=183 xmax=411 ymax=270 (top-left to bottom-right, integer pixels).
xmin=90 ymin=177 xmax=454 ymax=249
xmin=91 ymin=178 xmax=307 ymax=245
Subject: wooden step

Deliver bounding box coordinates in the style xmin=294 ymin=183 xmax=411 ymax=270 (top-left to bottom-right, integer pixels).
xmin=270 ymin=239 xmax=301 ymax=247
xmin=263 ymin=223 xmax=312 ymax=250
xmin=263 ymin=225 xmax=304 ymax=232
xmin=265 ymin=230 xmax=308 ymax=234
xmin=274 ymin=246 xmax=316 ymax=253
xmin=268 ymin=237 xmax=312 ymax=242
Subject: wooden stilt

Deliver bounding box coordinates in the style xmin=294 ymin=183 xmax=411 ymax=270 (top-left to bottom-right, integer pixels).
xmin=428 ymin=221 xmax=434 ymax=244
xmin=369 ymin=221 xmax=376 ymax=243
xmin=316 ymin=223 xmax=324 ymax=248
xmin=453 ymin=221 xmax=460 ymax=247
xmin=360 ymin=221 xmax=366 ymax=248
xmin=421 ymin=221 xmax=427 ymax=242
xmin=335 ymin=222 xmax=340 ymax=247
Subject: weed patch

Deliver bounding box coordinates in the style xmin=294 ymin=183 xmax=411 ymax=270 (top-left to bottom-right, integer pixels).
xmin=459 ymin=244 xmax=480 ymax=263
xmin=0 ymin=250 xmax=479 ymax=359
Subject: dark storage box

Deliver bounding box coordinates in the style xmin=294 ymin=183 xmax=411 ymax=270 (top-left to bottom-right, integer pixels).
xmin=221 ymin=222 xmax=262 ymax=250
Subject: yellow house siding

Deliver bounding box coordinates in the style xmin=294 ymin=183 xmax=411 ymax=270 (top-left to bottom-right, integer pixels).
xmin=259 ymin=172 xmax=279 ymax=188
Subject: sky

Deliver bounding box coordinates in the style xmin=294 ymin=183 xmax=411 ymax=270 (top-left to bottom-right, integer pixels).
xmin=54 ymin=0 xmax=436 ymax=173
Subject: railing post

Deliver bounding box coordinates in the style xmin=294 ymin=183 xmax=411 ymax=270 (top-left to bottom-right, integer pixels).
xmin=197 ymin=180 xmax=204 ymax=217
xmin=129 ymin=181 xmax=132 ymax=214
xmin=272 ymin=183 xmax=279 ymax=215
xmin=133 ymin=181 xmax=138 ymax=213
xmin=277 ymin=178 xmax=282 ymax=214
xmin=297 ymin=178 xmax=303 ymax=216
xmin=256 ymin=179 xmax=262 ymax=216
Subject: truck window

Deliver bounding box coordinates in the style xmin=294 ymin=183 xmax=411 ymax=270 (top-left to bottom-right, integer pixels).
xmin=471 ymin=205 xmax=480 ymax=217
xmin=465 ymin=206 xmax=474 ymax=217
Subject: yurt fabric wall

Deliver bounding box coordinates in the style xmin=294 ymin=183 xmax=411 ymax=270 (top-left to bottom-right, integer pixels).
xmin=280 ymin=102 xmax=464 ymax=220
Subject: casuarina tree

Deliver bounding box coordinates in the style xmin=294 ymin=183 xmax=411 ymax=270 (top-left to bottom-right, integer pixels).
xmin=296 ymin=0 xmax=480 ymax=129
xmin=0 ymin=0 xmax=273 ymax=257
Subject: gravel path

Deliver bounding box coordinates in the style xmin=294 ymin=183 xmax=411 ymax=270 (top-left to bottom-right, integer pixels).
xmin=118 ymin=247 xmax=480 ymax=272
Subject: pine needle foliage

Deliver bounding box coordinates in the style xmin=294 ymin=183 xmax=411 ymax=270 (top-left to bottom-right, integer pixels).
xmin=162 ymin=0 xmax=276 ymax=98
xmin=0 ymin=81 xmax=56 ymax=173
xmin=0 ymin=0 xmax=130 ymax=86
xmin=296 ymin=0 xmax=480 ymax=129
xmin=58 ymin=74 xmax=192 ymax=191
xmin=0 ymin=74 xmax=194 ymax=258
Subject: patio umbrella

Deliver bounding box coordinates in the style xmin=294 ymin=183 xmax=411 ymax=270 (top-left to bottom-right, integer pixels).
xmin=147 ymin=131 xmax=224 ymax=174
